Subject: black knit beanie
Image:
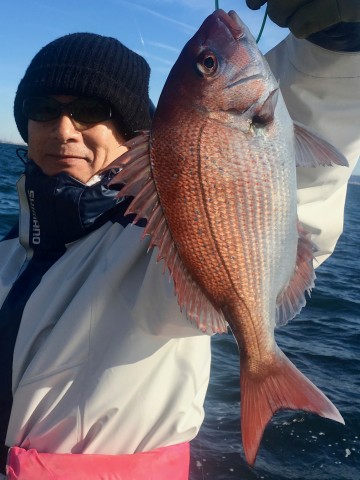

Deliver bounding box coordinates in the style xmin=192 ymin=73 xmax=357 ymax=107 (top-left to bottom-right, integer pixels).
xmin=14 ymin=33 xmax=151 ymax=143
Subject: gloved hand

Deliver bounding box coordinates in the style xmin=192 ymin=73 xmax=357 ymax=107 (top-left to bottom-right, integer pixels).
xmin=246 ymin=0 xmax=360 ymax=51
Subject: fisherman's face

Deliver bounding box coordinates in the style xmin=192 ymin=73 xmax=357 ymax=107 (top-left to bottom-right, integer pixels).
xmin=27 ymin=95 xmax=128 ymax=183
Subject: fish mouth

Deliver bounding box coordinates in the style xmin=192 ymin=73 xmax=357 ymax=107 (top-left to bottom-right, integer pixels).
xmin=216 ymin=9 xmax=245 ymax=41
xmin=215 ymin=10 xmax=263 ymax=90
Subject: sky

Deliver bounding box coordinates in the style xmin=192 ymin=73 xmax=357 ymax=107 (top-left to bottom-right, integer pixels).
xmin=1 ymin=0 xmax=359 ymax=174
xmin=0 ymin=0 xmax=285 ymax=143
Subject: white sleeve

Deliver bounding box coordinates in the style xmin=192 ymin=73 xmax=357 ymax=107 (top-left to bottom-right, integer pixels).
xmin=265 ymin=35 xmax=360 ymax=266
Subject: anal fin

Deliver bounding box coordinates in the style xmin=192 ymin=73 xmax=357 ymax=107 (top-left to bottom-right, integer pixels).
xmin=276 ymin=222 xmax=316 ymax=326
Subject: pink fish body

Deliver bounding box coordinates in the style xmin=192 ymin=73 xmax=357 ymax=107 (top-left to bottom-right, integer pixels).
xmin=109 ymin=10 xmax=347 ymax=465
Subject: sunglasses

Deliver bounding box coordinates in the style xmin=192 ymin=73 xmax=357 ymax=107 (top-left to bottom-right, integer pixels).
xmin=22 ymin=96 xmax=113 ymax=124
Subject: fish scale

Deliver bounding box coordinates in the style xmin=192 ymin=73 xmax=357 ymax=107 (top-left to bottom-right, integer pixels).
xmin=201 ymin=131 xmax=286 ymax=315
xmin=107 ymin=8 xmax=348 ymax=466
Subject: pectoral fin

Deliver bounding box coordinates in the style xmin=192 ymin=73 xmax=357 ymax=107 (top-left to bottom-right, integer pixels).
xmin=294 ymin=122 xmax=348 ymax=167
xmin=251 ymin=89 xmax=279 ymax=127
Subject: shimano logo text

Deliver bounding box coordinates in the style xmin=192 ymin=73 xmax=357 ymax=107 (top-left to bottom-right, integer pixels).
xmin=28 ymin=190 xmax=41 ymax=244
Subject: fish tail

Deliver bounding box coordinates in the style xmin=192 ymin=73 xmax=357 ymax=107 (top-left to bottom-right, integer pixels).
xmin=240 ymin=348 xmax=344 ymax=466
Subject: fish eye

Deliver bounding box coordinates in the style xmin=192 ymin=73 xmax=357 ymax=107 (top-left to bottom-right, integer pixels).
xmin=204 ymin=56 xmax=215 ymax=69
xmin=196 ymin=51 xmax=219 ymax=76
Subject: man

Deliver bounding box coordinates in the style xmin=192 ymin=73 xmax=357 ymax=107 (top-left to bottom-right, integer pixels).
xmin=0 ymin=33 xmax=210 ymax=480
xmin=0 ymin=2 xmax=359 ymax=480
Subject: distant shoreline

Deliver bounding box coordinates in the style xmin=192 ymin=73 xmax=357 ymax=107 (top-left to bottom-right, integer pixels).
xmin=0 ymin=140 xmax=26 ymax=146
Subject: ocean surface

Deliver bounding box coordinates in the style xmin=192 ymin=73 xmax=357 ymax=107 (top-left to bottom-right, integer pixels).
xmin=0 ymin=143 xmax=359 ymax=479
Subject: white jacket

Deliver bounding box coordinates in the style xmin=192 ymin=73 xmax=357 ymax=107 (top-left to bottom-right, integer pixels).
xmin=3 ymin=193 xmax=210 ymax=454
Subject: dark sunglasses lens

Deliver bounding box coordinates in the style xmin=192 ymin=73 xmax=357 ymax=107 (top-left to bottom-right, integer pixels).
xmin=22 ymin=97 xmax=112 ymax=123
xmin=22 ymin=97 xmax=61 ymax=122
xmin=72 ymin=98 xmax=112 ymax=123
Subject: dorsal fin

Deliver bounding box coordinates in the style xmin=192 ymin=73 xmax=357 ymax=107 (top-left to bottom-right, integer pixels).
xmin=294 ymin=122 xmax=348 ymax=168
xmin=275 ymin=222 xmax=316 ymax=326
xmin=108 ymin=132 xmax=228 ymax=334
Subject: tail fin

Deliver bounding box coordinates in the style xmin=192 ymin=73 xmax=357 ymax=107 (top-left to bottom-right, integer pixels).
xmin=240 ymin=347 xmax=344 ymax=466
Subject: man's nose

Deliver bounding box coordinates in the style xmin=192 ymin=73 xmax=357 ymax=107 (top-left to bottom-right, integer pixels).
xmin=51 ymin=114 xmax=81 ymax=141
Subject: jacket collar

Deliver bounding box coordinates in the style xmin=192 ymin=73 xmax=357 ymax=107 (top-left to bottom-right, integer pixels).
xmin=20 ymin=160 xmax=122 ymax=252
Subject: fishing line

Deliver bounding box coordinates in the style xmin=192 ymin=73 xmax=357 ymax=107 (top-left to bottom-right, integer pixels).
xmin=213 ymin=1 xmax=268 ymax=44
xmin=255 ymin=6 xmax=268 ymax=43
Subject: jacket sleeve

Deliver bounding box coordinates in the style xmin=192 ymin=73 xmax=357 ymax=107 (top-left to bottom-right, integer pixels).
xmin=265 ymin=35 xmax=360 ymax=266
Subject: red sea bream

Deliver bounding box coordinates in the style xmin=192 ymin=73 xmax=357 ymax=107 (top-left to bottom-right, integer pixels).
xmin=108 ymin=9 xmax=348 ymax=466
